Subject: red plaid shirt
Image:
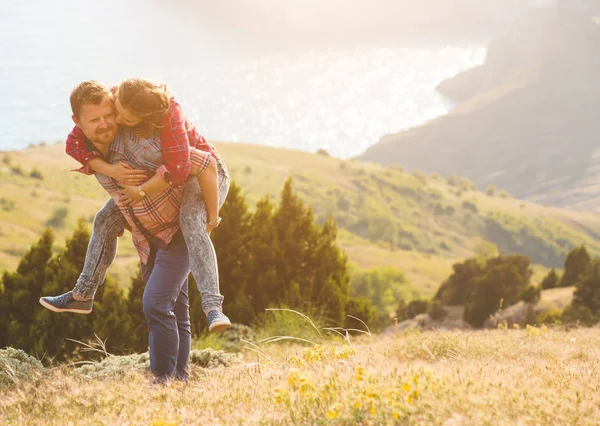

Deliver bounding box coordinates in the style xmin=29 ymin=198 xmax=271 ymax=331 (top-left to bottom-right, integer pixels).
xmin=96 ymin=129 xmax=211 ymax=264
xmin=67 ymin=96 xmax=218 ymax=188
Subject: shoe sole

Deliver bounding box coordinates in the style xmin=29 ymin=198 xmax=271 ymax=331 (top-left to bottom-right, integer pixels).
xmin=209 ymin=321 xmax=231 ymax=333
xmin=39 ymin=298 xmax=92 ymax=314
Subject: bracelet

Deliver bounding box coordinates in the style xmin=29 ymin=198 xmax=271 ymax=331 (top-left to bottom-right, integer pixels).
xmin=207 ymin=217 xmax=222 ymax=228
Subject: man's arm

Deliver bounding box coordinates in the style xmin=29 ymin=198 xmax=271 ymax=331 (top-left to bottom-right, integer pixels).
xmin=118 ymin=173 xmax=171 ymax=205
xmin=66 ymin=126 xmax=104 ymax=175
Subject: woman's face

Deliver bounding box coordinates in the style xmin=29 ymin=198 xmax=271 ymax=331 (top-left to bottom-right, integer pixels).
xmin=114 ymin=95 xmax=144 ymax=127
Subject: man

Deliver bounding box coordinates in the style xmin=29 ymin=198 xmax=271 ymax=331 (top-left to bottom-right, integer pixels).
xmin=40 ymin=81 xmax=196 ymax=382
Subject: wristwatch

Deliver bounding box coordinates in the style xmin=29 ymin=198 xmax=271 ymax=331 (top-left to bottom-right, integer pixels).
xmin=137 ymin=185 xmax=146 ymax=198
xmin=207 ymin=217 xmax=222 ymax=228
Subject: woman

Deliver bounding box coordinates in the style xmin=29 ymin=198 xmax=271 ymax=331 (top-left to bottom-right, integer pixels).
xmin=40 ymin=79 xmax=231 ymax=332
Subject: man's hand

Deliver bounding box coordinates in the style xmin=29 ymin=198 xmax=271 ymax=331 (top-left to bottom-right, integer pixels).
xmin=110 ymin=162 xmax=147 ymax=186
xmin=118 ymin=185 xmax=144 ymax=205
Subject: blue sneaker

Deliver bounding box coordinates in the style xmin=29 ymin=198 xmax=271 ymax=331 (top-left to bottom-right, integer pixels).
xmin=207 ymin=310 xmax=231 ymax=332
xmin=39 ymin=291 xmax=93 ymax=314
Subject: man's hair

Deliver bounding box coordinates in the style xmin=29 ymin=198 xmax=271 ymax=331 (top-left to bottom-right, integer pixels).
xmin=70 ymin=80 xmax=112 ymax=118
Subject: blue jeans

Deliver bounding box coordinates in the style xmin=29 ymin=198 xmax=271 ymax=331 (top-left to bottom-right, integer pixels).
xmin=141 ymin=231 xmax=191 ymax=382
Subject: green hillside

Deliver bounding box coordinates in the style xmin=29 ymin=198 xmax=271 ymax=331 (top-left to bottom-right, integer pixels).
xmin=2 ymin=142 xmax=599 ymax=295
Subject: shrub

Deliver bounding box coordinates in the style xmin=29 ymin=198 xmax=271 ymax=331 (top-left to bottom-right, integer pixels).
xmin=46 ymin=207 xmax=69 ymax=228
xmin=0 ymin=198 xmax=15 ymax=212
xmin=189 ymin=348 xmax=240 ymax=368
xmin=462 ymin=255 xmax=532 ymax=327
xmin=447 ymin=175 xmax=460 ymax=186
xmin=462 ymin=200 xmax=478 ymax=213
xmin=344 ymin=297 xmax=379 ymax=330
xmin=350 ymin=267 xmax=416 ymax=316
xmin=75 ymin=353 xmax=150 ymax=380
xmin=412 ymin=171 xmax=427 ymax=185
xmin=540 ymin=269 xmax=559 ymax=289
xmin=252 ymin=307 xmax=327 ymax=341
xmin=29 ymin=168 xmax=44 ymax=180
xmin=537 ymin=309 xmax=563 ymax=325
xmin=428 ymin=300 xmax=448 ymax=320
xmin=10 ymin=165 xmax=24 ymax=176
xmin=561 ymin=304 xmax=597 ymax=326
xmin=400 ymin=299 xmax=431 ymax=320
xmin=0 ymin=347 xmax=44 ymax=388
xmin=521 ymin=285 xmax=541 ymax=304
xmin=336 ymin=195 xmax=352 ymax=212
xmin=218 ymin=324 xmax=256 ymax=352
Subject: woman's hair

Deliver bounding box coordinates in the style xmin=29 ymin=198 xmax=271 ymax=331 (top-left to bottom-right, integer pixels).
xmin=117 ymin=78 xmax=171 ymax=137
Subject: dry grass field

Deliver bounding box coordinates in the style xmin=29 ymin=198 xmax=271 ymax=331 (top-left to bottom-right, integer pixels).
xmin=2 ymin=326 xmax=599 ymax=425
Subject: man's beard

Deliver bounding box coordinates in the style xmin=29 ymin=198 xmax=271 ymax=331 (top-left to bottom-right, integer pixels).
xmin=92 ymin=126 xmax=116 ymax=145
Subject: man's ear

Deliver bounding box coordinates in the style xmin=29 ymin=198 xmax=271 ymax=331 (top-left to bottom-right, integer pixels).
xmin=72 ymin=115 xmax=80 ymax=127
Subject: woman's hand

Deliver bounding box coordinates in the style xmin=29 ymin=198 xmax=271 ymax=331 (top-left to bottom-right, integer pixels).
xmin=110 ymin=162 xmax=147 ymax=186
xmin=118 ymin=185 xmax=144 ymax=205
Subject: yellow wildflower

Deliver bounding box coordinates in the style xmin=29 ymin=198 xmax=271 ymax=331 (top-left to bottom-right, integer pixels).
xmin=327 ymin=404 xmax=340 ymax=419
xmin=273 ymin=388 xmax=285 ymax=405
xmin=356 ymin=366 xmax=365 ymax=381
xmin=288 ymin=370 xmax=299 ymax=387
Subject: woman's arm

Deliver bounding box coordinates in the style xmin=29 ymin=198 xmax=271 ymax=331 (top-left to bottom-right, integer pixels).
xmin=88 ymin=159 xmax=145 ymax=185
xmin=66 ymin=125 xmax=147 ymax=185
xmin=155 ymin=99 xmax=192 ymax=188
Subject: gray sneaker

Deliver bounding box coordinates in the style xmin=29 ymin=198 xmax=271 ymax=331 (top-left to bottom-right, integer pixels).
xmin=207 ymin=310 xmax=231 ymax=332
xmin=39 ymin=291 xmax=93 ymax=314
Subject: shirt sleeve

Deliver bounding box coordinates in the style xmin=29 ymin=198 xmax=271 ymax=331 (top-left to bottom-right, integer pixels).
xmin=65 ymin=126 xmax=103 ymax=175
xmin=156 ymin=99 xmax=191 ymax=188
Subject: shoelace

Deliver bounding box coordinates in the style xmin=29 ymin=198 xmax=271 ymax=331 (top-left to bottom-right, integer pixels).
xmin=54 ymin=292 xmax=73 ymax=305
xmin=207 ymin=310 xmax=222 ymax=322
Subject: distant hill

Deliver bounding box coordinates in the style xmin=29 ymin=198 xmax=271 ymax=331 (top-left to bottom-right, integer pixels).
xmin=3 ymin=142 xmax=600 ymax=295
xmin=360 ymin=3 xmax=600 ymax=211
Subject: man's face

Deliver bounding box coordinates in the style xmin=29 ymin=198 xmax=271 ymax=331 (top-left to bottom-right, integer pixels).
xmin=72 ymin=95 xmax=118 ymax=145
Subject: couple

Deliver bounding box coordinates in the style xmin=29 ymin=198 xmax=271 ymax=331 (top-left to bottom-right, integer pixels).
xmin=39 ymin=78 xmax=231 ymax=383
